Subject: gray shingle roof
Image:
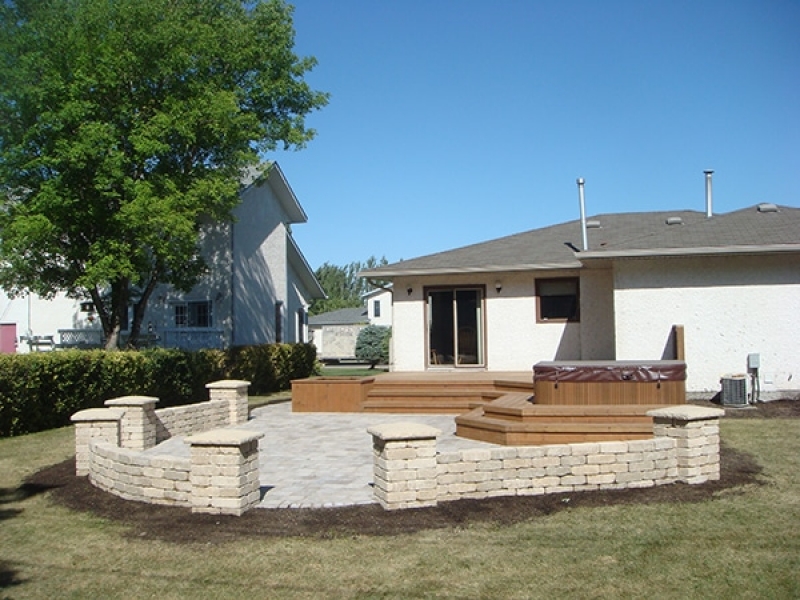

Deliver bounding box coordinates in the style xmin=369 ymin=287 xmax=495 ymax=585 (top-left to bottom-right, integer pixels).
xmin=362 ymin=204 xmax=800 ymax=277
xmin=308 ymin=307 xmax=368 ymax=326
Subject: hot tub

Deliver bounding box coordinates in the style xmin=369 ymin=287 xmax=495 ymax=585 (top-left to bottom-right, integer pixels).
xmin=533 ymin=360 xmax=686 ymax=405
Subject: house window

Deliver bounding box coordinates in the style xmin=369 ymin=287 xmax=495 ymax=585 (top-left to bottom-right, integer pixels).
xmin=275 ymin=301 xmax=284 ymax=343
xmin=297 ymin=309 xmax=306 ymax=343
xmin=373 ymin=300 xmax=381 ymax=318
xmin=536 ymin=278 xmax=579 ymax=322
xmin=174 ymin=301 xmax=213 ymax=328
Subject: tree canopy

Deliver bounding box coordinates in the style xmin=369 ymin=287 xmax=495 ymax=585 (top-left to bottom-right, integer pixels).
xmin=311 ymin=256 xmax=389 ymax=316
xmin=0 ymin=0 xmax=328 ymax=348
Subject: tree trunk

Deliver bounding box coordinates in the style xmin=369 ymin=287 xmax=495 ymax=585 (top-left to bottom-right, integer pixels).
xmin=127 ymin=276 xmax=159 ymax=348
xmin=102 ymin=279 xmax=129 ymax=350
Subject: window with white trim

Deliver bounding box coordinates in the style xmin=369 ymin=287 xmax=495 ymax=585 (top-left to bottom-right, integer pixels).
xmin=174 ymin=300 xmax=213 ymax=328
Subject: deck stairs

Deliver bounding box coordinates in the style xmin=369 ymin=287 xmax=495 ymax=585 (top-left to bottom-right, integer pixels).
xmin=455 ymin=392 xmax=661 ymax=445
xmin=360 ymin=373 xmax=533 ymax=414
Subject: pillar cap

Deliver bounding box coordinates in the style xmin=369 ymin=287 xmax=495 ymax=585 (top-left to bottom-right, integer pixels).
xmin=105 ymin=395 xmax=159 ymax=407
xmin=647 ymin=405 xmax=725 ymax=421
xmin=186 ymin=428 xmax=264 ymax=446
xmin=205 ymin=380 xmax=251 ymax=389
xmin=71 ymin=408 xmax=125 ymax=423
xmin=367 ymin=422 xmax=441 ymax=441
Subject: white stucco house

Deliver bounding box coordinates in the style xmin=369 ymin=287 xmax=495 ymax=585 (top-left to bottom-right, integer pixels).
xmin=360 ymin=203 xmax=800 ymax=399
xmin=0 ymin=163 xmax=324 ymax=352
xmin=308 ymin=287 xmax=393 ymax=362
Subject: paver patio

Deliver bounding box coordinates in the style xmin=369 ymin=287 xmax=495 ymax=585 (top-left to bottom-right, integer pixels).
xmin=145 ymin=401 xmax=492 ymax=508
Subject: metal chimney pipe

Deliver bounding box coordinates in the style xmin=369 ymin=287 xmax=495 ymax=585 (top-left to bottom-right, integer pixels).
xmin=577 ymin=178 xmax=588 ymax=251
xmin=704 ymin=170 xmax=714 ymax=218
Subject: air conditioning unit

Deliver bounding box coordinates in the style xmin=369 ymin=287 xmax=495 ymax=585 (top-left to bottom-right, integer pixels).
xmin=721 ymin=374 xmax=747 ymax=407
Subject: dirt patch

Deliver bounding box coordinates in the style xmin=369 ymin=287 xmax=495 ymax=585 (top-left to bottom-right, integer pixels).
xmin=27 ymin=399 xmax=796 ymax=543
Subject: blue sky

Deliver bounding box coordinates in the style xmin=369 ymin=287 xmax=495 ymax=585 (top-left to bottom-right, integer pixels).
xmin=272 ymin=0 xmax=800 ymax=270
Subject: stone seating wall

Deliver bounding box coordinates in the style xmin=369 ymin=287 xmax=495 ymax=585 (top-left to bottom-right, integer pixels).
xmin=71 ymin=380 xmax=263 ymax=516
xmin=369 ymin=405 xmax=724 ymax=510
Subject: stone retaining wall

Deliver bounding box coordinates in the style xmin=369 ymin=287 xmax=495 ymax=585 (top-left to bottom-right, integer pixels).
xmin=369 ymin=405 xmax=724 ymax=510
xmin=71 ymin=380 xmax=263 ymax=515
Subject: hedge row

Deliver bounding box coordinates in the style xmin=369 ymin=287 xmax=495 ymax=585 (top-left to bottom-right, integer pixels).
xmin=0 ymin=343 xmax=317 ymax=438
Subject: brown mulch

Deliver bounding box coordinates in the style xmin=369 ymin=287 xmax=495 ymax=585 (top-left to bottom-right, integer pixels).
xmin=25 ymin=399 xmax=799 ymax=543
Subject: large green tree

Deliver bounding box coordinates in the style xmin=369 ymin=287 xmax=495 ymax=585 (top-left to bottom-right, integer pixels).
xmin=0 ymin=0 xmax=327 ymax=348
xmin=311 ymin=256 xmax=389 ymax=316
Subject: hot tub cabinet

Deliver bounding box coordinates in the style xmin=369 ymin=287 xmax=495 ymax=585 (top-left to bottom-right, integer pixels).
xmin=533 ymin=360 xmax=686 ymax=406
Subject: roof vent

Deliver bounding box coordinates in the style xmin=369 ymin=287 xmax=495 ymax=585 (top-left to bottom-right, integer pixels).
xmin=757 ymin=203 xmax=778 ymax=213
xmin=666 ymin=216 xmax=683 ymax=226
xmin=586 ymin=220 xmax=601 ymax=229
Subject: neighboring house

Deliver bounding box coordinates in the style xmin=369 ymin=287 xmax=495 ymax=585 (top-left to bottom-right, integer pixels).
xmin=364 ymin=287 xmax=393 ymax=328
xmin=309 ymin=287 xmax=393 ymax=362
xmin=361 ymin=202 xmax=800 ymax=398
xmin=308 ymin=306 xmax=368 ymax=362
xmin=0 ymin=162 xmax=324 ymax=352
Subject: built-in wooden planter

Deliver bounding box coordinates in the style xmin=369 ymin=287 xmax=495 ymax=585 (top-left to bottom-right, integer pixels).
xmin=533 ymin=360 xmax=686 ymax=406
xmin=291 ymin=376 xmax=376 ymax=412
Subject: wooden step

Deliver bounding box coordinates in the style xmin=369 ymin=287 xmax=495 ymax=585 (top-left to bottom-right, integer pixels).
xmin=455 ymin=409 xmax=654 ymax=445
xmin=454 ymin=394 xmax=659 ymax=445
xmin=362 ymin=398 xmax=486 ymax=414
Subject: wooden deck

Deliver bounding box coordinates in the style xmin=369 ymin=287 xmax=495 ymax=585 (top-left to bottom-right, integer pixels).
xmin=290 ymin=370 xmax=685 ymax=446
xmin=291 ymin=372 xmax=532 ymax=414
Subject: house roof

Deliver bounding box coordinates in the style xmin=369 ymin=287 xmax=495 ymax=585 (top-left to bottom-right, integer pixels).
xmin=361 ymin=204 xmax=800 ymax=278
xmin=308 ymin=306 xmax=368 ymax=326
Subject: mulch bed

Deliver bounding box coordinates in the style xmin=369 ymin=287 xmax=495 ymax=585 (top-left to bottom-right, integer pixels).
xmin=26 ymin=399 xmax=799 ymax=543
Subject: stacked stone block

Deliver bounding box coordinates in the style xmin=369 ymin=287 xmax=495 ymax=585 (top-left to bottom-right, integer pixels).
xmin=206 ymin=379 xmax=251 ymax=425
xmin=105 ymin=396 xmax=159 ymax=450
xmin=71 ymin=408 xmax=124 ymax=476
xmin=155 ymin=400 xmax=228 ymax=442
xmin=187 ymin=429 xmax=265 ymax=516
xmin=436 ymin=438 xmax=679 ymax=503
xmin=648 ymin=405 xmax=724 ymax=484
xmin=368 ymin=422 xmax=440 ymax=510
xmin=89 ymin=443 xmax=192 ymax=506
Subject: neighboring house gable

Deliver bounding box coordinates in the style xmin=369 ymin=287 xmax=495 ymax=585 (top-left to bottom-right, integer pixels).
xmin=361 ymin=204 xmax=800 ymax=398
xmin=1 ymin=163 xmax=324 ymax=352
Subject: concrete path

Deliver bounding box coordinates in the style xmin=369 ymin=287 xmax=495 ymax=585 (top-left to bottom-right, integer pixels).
xmin=146 ymin=401 xmax=493 ymax=509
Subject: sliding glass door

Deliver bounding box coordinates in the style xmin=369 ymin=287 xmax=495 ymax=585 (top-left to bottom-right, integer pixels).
xmin=427 ymin=287 xmax=484 ymax=367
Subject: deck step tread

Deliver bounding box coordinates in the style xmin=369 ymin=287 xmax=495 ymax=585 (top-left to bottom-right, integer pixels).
xmin=455 ymin=412 xmax=653 ymax=434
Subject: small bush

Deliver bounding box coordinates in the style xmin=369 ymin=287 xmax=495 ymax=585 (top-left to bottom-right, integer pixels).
xmin=355 ymin=325 xmax=391 ymax=367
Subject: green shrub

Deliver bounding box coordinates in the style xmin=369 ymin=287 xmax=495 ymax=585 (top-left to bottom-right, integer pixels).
xmin=355 ymin=325 xmax=391 ymax=367
xmin=0 ymin=343 xmax=316 ymax=437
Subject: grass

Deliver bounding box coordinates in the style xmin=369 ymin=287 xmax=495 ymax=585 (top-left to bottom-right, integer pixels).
xmin=1 ymin=419 xmax=799 ymax=598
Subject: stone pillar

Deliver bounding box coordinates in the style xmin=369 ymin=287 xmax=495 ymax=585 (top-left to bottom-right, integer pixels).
xmin=367 ymin=422 xmax=441 ymax=510
xmin=105 ymin=396 xmax=159 ymax=450
xmin=647 ymin=405 xmax=725 ymax=485
xmin=186 ymin=429 xmax=264 ymax=516
xmin=71 ymin=408 xmax=124 ymax=476
xmin=206 ymin=380 xmax=251 ymax=425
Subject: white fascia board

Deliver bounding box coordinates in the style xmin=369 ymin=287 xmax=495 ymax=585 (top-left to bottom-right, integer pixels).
xmin=578 ymin=243 xmax=800 ymax=261
xmin=267 ymin=162 xmax=308 ymax=224
xmin=288 ymin=234 xmax=326 ymax=299
xmin=358 ymin=261 xmax=583 ymax=279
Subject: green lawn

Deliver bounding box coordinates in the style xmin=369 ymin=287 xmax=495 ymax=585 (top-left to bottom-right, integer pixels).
xmin=1 ymin=418 xmax=799 ymax=598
